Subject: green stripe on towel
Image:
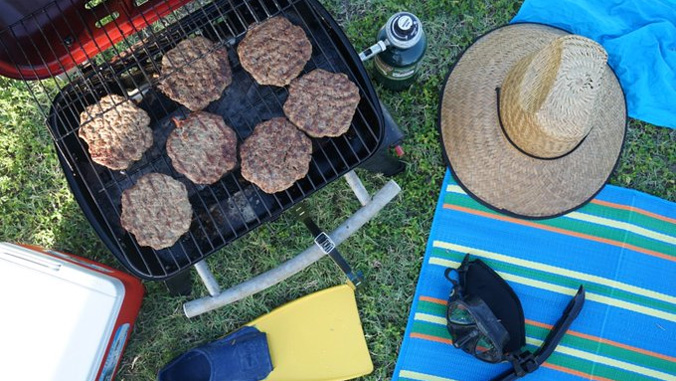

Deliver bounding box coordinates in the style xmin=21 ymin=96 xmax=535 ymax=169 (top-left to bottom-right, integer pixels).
xmin=443 ymin=193 xmax=676 ymax=257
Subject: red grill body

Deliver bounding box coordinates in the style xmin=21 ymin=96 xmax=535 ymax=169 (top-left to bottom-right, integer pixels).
xmin=0 ymin=0 xmax=186 ymax=79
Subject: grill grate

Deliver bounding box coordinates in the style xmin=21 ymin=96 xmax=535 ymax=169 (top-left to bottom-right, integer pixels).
xmin=1 ymin=0 xmax=383 ymax=279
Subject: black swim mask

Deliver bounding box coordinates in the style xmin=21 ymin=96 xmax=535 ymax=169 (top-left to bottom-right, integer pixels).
xmin=445 ymin=254 xmax=585 ymax=380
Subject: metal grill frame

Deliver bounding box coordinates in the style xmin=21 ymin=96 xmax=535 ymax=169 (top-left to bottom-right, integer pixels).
xmin=1 ymin=0 xmax=385 ymax=280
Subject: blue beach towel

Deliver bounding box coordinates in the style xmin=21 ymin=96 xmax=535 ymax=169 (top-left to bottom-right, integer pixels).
xmin=393 ymin=169 xmax=676 ymax=381
xmin=511 ymin=0 xmax=676 ymax=129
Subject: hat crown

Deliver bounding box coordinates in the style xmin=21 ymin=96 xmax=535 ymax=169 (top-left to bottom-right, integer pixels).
xmin=500 ymin=35 xmax=608 ymax=158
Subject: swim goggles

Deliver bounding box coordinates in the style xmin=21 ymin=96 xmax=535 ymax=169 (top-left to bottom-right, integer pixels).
xmin=445 ymin=254 xmax=585 ymax=380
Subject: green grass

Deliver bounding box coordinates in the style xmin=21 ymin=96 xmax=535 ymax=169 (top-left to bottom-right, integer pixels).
xmin=1 ymin=1 xmax=675 ymax=380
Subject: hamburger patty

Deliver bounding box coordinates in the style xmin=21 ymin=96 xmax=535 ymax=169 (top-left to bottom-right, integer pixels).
xmin=240 ymin=117 xmax=312 ymax=193
xmin=158 ymin=36 xmax=232 ymax=111
xmin=79 ymin=94 xmax=152 ymax=170
xmin=237 ymin=17 xmax=312 ymax=87
xmin=120 ymin=173 xmax=193 ymax=250
xmin=283 ymin=69 xmax=361 ymax=138
xmin=166 ymin=112 xmax=238 ymax=184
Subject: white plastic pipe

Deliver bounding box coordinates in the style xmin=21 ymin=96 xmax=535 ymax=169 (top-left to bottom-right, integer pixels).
xmin=183 ymin=180 xmax=401 ymax=318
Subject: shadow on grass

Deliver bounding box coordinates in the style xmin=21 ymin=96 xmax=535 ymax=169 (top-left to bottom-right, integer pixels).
xmin=50 ymin=191 xmax=117 ymax=266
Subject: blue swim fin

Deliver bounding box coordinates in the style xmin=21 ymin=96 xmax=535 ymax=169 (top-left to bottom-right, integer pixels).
xmin=158 ymin=326 xmax=272 ymax=381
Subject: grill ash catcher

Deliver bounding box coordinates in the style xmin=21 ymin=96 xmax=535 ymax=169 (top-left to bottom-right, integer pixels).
xmin=0 ymin=0 xmax=405 ymax=316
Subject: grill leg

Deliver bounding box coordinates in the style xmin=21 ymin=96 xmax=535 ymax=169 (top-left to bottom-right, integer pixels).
xmin=183 ymin=177 xmax=401 ymax=318
xmin=194 ymin=260 xmax=221 ymax=296
xmin=344 ymin=170 xmax=370 ymax=206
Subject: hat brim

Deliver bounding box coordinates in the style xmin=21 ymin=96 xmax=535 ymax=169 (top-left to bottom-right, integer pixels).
xmin=440 ymin=23 xmax=627 ymax=219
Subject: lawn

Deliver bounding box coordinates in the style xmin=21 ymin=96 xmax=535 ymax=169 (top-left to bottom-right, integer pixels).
xmin=0 ymin=0 xmax=674 ymax=380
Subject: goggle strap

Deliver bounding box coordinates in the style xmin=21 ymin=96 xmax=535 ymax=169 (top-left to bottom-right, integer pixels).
xmin=490 ymin=286 xmax=586 ymax=381
xmin=445 ymin=254 xmax=472 ymax=287
xmin=444 ymin=268 xmax=459 ymax=288
xmin=535 ymin=285 xmax=586 ymax=359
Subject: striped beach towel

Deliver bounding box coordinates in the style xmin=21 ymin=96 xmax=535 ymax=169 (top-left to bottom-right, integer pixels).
xmin=393 ymin=169 xmax=676 ymax=381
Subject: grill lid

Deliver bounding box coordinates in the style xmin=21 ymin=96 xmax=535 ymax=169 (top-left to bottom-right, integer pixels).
xmin=0 ymin=0 xmax=187 ymax=79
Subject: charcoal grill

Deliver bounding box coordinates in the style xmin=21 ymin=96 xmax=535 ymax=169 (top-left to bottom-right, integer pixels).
xmin=1 ymin=0 xmax=402 ymax=315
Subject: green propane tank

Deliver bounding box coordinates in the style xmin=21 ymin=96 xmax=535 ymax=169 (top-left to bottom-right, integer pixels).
xmin=359 ymin=12 xmax=427 ymax=91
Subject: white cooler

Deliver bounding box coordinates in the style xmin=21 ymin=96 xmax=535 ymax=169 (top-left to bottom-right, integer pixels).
xmin=0 ymin=243 xmax=144 ymax=381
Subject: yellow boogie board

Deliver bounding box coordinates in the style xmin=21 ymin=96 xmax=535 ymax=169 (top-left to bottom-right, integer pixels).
xmin=248 ymin=285 xmax=373 ymax=381
xmin=158 ymin=285 xmax=373 ymax=381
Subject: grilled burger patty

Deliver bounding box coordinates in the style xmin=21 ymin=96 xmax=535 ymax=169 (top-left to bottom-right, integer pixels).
xmin=166 ymin=111 xmax=238 ymax=185
xmin=79 ymin=94 xmax=152 ymax=171
xmin=240 ymin=117 xmax=312 ymax=193
xmin=237 ymin=17 xmax=312 ymax=87
xmin=283 ymin=69 xmax=360 ymax=138
xmin=158 ymin=36 xmax=232 ymax=111
xmin=120 ymin=173 xmax=193 ymax=250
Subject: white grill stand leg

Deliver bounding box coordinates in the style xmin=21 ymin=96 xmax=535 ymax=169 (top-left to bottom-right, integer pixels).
xmin=344 ymin=170 xmax=371 ymax=206
xmin=194 ymin=260 xmax=221 ymax=296
xmin=183 ymin=172 xmax=401 ymax=318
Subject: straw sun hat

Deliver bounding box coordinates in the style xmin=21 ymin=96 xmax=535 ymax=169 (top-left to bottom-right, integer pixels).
xmin=440 ymin=23 xmax=627 ymax=219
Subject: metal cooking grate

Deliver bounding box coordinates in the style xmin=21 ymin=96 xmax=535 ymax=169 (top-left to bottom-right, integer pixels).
xmin=1 ymin=0 xmax=383 ymax=279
